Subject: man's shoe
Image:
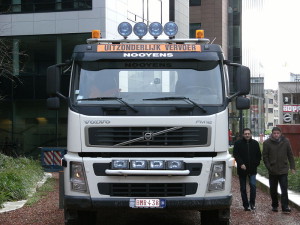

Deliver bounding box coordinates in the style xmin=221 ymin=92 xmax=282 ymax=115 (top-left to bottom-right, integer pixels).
xmin=282 ymin=208 xmax=291 ymax=213
xmin=250 ymin=204 xmax=256 ymax=210
xmin=244 ymin=207 xmax=251 ymax=211
xmin=272 ymin=207 xmax=278 ymax=212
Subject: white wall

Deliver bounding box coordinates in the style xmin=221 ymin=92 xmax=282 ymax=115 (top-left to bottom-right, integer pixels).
xmin=0 ymin=0 xmax=106 ymax=36
xmin=175 ymin=0 xmax=189 ymax=38
xmin=0 ymin=0 xmax=189 ymax=38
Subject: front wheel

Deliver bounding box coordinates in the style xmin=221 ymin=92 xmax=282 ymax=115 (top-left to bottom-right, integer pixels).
xmin=64 ymin=209 xmax=97 ymax=225
xmin=200 ymin=209 xmax=230 ymax=225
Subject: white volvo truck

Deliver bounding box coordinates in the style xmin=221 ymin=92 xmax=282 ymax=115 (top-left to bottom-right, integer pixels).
xmin=47 ymin=22 xmax=250 ymax=225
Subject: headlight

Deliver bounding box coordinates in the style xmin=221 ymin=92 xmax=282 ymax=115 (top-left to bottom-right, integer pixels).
xmin=208 ymin=162 xmax=225 ymax=192
xmin=70 ymin=162 xmax=88 ymax=193
xmin=131 ymin=160 xmax=147 ymax=170
xmin=163 ymin=21 xmax=178 ymax=37
xmin=112 ymin=160 xmax=129 ymax=169
xmin=149 ymin=22 xmax=163 ymax=38
xmin=166 ymin=160 xmax=184 ymax=170
xmin=149 ymin=160 xmax=165 ymax=170
xmin=118 ymin=22 xmax=132 ymax=38
xmin=133 ymin=22 xmax=148 ymax=39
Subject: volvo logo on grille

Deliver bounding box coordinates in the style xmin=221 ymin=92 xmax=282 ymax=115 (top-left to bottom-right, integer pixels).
xmin=143 ymin=132 xmax=153 ymax=141
xmin=84 ymin=120 xmax=110 ymax=124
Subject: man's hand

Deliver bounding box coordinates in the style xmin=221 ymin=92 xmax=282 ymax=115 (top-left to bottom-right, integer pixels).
xmin=241 ymin=164 xmax=246 ymax=170
xmin=291 ymin=169 xmax=296 ymax=174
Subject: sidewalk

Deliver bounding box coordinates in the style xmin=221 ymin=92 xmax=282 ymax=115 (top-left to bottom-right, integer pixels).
xmin=256 ymin=174 xmax=300 ymax=210
xmin=230 ymin=145 xmax=300 ymax=211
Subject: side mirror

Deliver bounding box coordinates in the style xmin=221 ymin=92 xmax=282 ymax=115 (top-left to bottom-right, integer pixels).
xmin=226 ymin=61 xmax=251 ymax=99
xmin=236 ymin=96 xmax=250 ymax=110
xmin=47 ymin=97 xmax=60 ymax=110
xmin=47 ymin=65 xmax=62 ymax=96
xmin=236 ymin=66 xmax=250 ymax=95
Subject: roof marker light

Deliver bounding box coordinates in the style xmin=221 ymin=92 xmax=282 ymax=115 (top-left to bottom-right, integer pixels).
xmin=92 ymin=30 xmax=101 ymax=38
xmin=196 ymin=29 xmax=204 ymax=38
xmin=163 ymin=22 xmax=178 ymax=38
xmin=133 ymin=22 xmax=148 ymax=39
xmin=149 ymin=22 xmax=163 ymax=39
xmin=118 ymin=22 xmax=132 ymax=38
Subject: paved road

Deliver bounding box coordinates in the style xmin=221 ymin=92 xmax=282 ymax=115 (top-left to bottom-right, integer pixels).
xmin=1 ymin=174 xmax=300 ymax=225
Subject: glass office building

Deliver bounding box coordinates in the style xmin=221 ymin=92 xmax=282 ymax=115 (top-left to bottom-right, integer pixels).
xmin=0 ymin=0 xmax=188 ymax=156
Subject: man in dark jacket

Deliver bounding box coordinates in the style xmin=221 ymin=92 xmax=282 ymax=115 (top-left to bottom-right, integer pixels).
xmin=233 ymin=128 xmax=261 ymax=211
xmin=263 ymin=126 xmax=296 ymax=213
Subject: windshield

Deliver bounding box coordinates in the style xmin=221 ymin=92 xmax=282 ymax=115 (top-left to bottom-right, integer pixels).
xmin=73 ymin=62 xmax=223 ymax=105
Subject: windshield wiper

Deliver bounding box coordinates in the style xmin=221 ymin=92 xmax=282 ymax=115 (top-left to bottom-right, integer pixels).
xmin=143 ymin=97 xmax=207 ymax=113
xmin=79 ymin=97 xmax=138 ymax=113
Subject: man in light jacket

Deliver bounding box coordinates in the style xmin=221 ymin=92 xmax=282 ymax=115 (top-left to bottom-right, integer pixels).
xmin=263 ymin=126 xmax=296 ymax=213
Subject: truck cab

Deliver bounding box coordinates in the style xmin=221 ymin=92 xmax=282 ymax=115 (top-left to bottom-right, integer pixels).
xmin=47 ymin=22 xmax=250 ymax=225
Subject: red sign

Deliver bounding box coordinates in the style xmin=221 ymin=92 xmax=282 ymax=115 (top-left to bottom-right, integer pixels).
xmin=250 ymin=105 xmax=258 ymax=112
xmin=283 ymin=105 xmax=300 ymax=112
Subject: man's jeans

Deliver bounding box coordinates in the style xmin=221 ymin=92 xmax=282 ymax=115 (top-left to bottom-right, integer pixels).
xmin=239 ymin=174 xmax=256 ymax=208
xmin=269 ymin=174 xmax=289 ymax=209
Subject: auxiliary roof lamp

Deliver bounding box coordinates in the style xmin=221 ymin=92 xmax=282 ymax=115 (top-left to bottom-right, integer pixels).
xmin=117 ymin=21 xmax=179 ymax=39
xmin=149 ymin=22 xmax=163 ymax=39
xmin=133 ymin=22 xmax=148 ymax=39
xmin=118 ymin=22 xmax=132 ymax=39
xmin=163 ymin=21 xmax=178 ymax=38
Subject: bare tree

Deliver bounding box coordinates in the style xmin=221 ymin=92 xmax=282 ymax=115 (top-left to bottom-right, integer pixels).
xmin=0 ymin=7 xmax=15 ymax=80
xmin=0 ymin=35 xmax=28 ymax=100
xmin=0 ymin=38 xmax=14 ymax=80
xmin=0 ymin=7 xmax=28 ymax=86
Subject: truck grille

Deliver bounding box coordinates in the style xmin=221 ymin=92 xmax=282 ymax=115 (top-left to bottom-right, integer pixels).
xmin=98 ymin=183 xmax=198 ymax=197
xmin=88 ymin=127 xmax=208 ymax=147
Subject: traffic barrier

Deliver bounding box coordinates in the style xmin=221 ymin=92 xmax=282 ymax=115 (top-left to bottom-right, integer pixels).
xmin=40 ymin=147 xmax=67 ymax=172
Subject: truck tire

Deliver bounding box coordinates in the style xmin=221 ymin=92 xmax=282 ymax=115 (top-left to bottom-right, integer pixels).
xmin=64 ymin=210 xmax=97 ymax=225
xmin=200 ymin=209 xmax=230 ymax=225
xmin=59 ymin=171 xmax=64 ymax=209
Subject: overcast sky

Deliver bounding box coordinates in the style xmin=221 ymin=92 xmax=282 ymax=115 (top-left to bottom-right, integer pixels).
xmin=129 ymin=0 xmax=299 ymax=90
xmin=244 ymin=0 xmax=300 ymax=89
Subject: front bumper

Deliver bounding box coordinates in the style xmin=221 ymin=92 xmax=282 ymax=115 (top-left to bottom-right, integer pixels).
xmin=64 ymin=195 xmax=232 ymax=211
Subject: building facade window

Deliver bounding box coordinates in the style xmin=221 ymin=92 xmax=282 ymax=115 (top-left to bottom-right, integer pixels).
xmin=189 ymin=23 xmax=201 ymax=38
xmin=268 ymin=108 xmax=273 ymax=113
xmin=293 ymin=93 xmax=300 ymax=104
xmin=269 ymin=99 xmax=273 ymax=104
xmin=283 ymin=93 xmax=291 ymax=104
xmin=293 ymin=114 xmax=300 ymax=123
xmin=189 ymin=0 xmax=201 ymax=6
xmin=0 ymin=0 xmax=92 ymax=14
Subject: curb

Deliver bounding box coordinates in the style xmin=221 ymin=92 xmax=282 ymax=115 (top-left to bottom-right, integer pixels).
xmin=0 ymin=172 xmax=52 ymax=213
xmin=256 ymin=174 xmax=300 ymax=211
